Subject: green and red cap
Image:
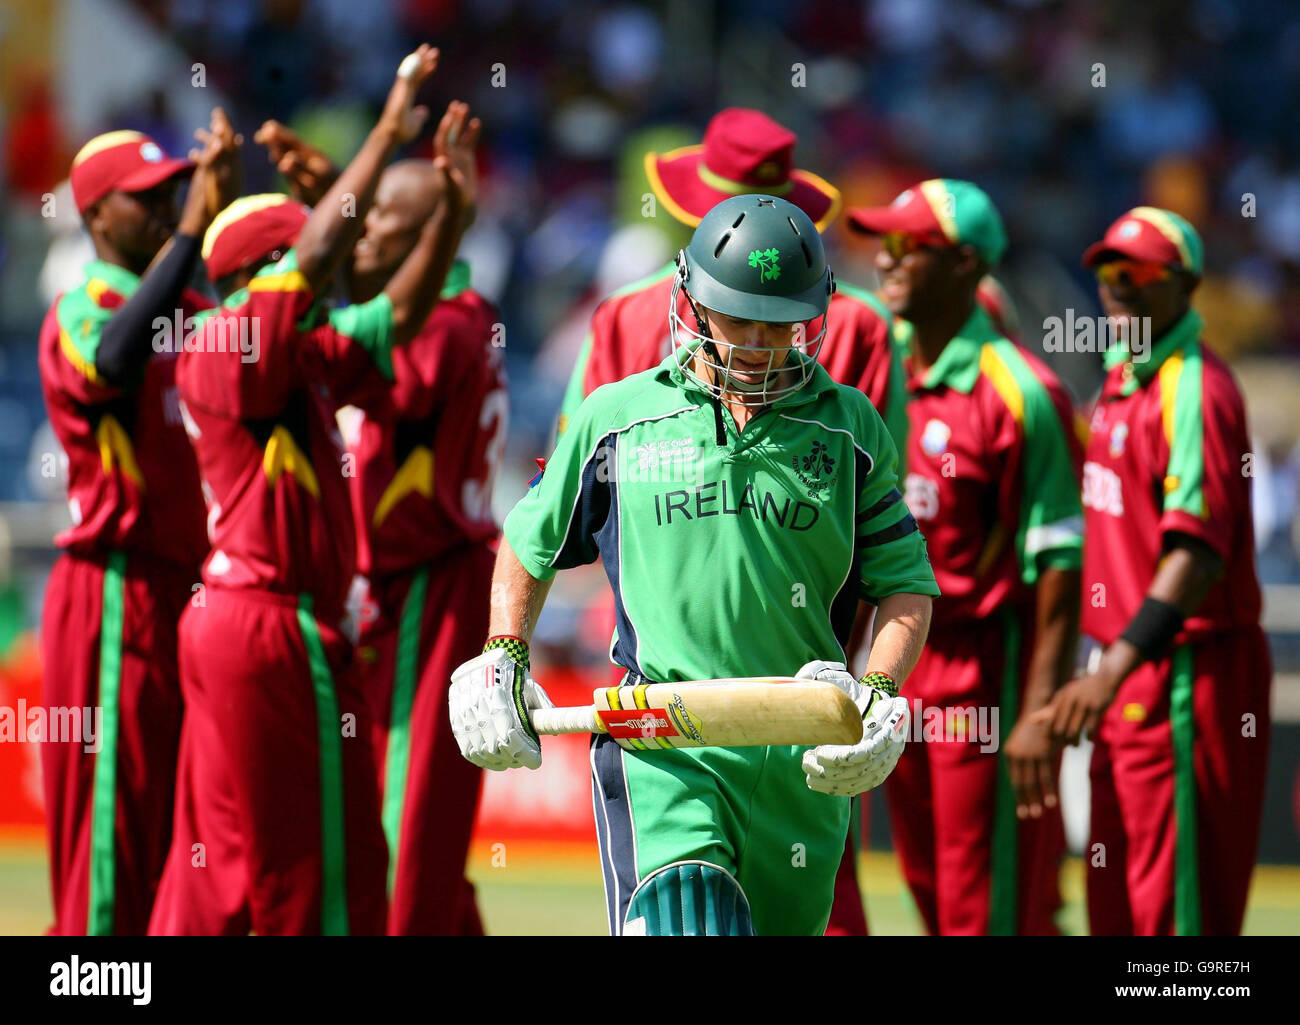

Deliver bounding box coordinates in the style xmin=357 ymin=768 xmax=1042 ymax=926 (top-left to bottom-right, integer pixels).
xmin=847 ymin=178 xmax=1007 ymax=267
xmin=202 ymin=193 xmax=310 ymax=281
xmin=70 ymin=130 xmax=194 ymax=214
xmin=1082 ymin=206 xmax=1203 ymax=276
xmin=645 ymin=108 xmax=842 ymax=231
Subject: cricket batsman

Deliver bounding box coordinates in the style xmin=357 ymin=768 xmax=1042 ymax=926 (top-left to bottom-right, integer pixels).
xmin=38 ymin=113 xmax=239 ymax=934
xmin=557 ymin=106 xmax=904 ymax=934
xmin=256 ymin=101 xmax=501 ymax=934
xmin=148 ymin=46 xmax=468 ymax=935
xmin=1036 ymin=208 xmax=1271 ymax=935
xmin=848 ymin=180 xmax=1084 ymax=935
xmin=451 ymin=193 xmax=938 ymax=936
xmin=559 ymin=108 xmax=903 ymax=448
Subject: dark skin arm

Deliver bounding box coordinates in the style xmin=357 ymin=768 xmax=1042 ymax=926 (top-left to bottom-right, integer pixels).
xmin=384 ymin=154 xmax=467 ymax=344
xmin=1002 ymin=566 xmax=1080 ymax=818
xmin=1033 ymin=533 xmax=1223 ymax=745
xmin=254 ymin=120 xmax=339 ymax=206
xmin=292 ymin=45 xmax=439 ymax=292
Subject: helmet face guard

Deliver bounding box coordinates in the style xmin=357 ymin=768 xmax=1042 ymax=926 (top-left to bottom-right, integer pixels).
xmin=670 ymin=266 xmax=829 ymax=407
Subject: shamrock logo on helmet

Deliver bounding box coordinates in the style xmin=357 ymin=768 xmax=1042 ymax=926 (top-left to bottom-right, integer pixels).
xmin=747 ymin=247 xmax=781 ymax=284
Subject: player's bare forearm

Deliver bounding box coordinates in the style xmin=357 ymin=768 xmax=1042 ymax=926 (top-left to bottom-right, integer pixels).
xmin=1036 ymin=535 xmax=1224 ymax=745
xmin=845 ymin=600 xmax=876 ymax=677
xmin=1100 ymin=534 xmax=1222 ymax=685
xmin=1023 ymin=566 xmax=1080 ymax=712
xmin=385 ymin=160 xmax=467 ymax=344
xmin=488 ymin=538 xmax=554 ymax=643
xmin=866 ymin=592 xmax=932 ymax=683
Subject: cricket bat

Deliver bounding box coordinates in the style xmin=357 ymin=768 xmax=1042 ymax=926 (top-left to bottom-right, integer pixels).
xmin=530 ymin=677 xmax=862 ymax=750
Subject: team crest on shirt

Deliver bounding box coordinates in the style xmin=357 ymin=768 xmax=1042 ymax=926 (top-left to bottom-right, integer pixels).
xmin=791 ymin=439 xmax=838 ymax=499
xmin=1108 ymin=422 xmax=1128 ymax=458
xmin=921 ymin=418 xmax=951 ymax=457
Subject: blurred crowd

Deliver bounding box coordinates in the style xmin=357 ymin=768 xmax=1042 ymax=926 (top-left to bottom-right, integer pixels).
xmin=3 ymin=0 xmax=1300 ymax=605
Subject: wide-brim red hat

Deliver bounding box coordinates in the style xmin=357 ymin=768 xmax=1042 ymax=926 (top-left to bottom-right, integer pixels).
xmin=645 ymin=108 xmax=841 ymax=231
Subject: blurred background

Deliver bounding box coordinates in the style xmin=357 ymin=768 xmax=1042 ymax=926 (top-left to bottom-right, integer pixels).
xmin=1 ymin=0 xmax=1299 ymax=933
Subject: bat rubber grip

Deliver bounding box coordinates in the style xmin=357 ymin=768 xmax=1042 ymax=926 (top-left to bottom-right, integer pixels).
xmin=530 ymin=706 xmax=600 ymax=736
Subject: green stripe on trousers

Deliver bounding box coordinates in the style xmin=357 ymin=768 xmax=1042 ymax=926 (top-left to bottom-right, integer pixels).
xmin=381 ymin=566 xmax=428 ymax=895
xmin=87 ymin=550 xmax=126 ymax=936
xmin=297 ymin=593 xmax=349 ymax=936
xmin=989 ymin=610 xmax=1021 ymax=936
xmin=1171 ymin=643 xmax=1201 ymax=935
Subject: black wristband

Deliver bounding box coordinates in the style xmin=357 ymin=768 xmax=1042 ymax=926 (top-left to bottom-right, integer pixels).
xmin=1120 ymin=597 xmax=1185 ymax=661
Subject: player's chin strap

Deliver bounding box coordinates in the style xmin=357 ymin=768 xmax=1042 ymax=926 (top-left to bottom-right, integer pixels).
xmin=681 ymin=285 xmax=730 ymax=448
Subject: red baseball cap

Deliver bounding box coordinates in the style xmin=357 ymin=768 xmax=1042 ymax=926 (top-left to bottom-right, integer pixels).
xmin=644 ymin=108 xmax=841 ymax=231
xmin=202 ymin=193 xmax=310 ymax=282
xmin=1081 ymin=206 xmax=1204 ymax=275
xmin=70 ymin=130 xmax=194 ymax=214
xmin=847 ymin=178 xmax=1007 ymax=266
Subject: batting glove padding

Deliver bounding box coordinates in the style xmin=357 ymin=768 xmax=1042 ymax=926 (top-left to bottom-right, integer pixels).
xmin=796 ymin=660 xmax=909 ymax=796
xmin=449 ymin=648 xmax=554 ymax=771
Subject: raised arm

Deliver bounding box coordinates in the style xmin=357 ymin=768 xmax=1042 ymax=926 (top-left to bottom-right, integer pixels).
xmin=384 ymin=103 xmax=479 ymax=343
xmin=254 ymin=120 xmax=339 ymax=206
xmin=292 ymin=45 xmax=439 ymax=292
xmin=95 ymin=110 xmax=240 ymax=385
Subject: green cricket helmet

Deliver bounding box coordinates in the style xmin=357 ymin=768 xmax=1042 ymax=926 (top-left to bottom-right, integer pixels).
xmin=671 ymin=194 xmax=834 ymax=405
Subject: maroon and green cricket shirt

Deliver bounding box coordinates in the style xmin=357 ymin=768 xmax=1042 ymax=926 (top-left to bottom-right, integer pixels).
xmin=895 ymin=305 xmax=1085 ymax=627
xmin=176 ymin=249 xmax=396 ymax=619
xmin=38 ymin=259 xmax=212 ymax=570
xmin=1080 ymin=310 xmax=1262 ymax=645
xmin=347 ymin=262 xmax=506 ymax=579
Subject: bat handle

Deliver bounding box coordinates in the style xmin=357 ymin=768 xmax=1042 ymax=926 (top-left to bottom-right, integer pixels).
xmin=530 ymin=706 xmax=601 ymax=736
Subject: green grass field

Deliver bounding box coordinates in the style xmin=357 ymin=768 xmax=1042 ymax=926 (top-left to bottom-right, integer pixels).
xmin=3 ymin=835 xmax=1298 ymax=934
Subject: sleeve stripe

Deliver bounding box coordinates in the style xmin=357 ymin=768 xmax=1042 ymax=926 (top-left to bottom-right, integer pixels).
xmin=857 ymin=487 xmax=902 ymax=524
xmin=547 ymin=404 xmax=699 ymax=570
xmin=248 ymin=270 xmax=310 ymax=294
xmin=860 ymin=513 xmax=919 ymax=548
xmin=548 ymin=435 xmax=609 ymax=570
xmin=978 ymin=344 xmax=1025 ymax=423
xmin=1023 ymin=516 xmax=1083 ymax=556
xmin=59 ymin=328 xmax=103 ymax=383
xmin=1159 ymin=344 xmax=1208 ymax=518
xmin=779 ymin=414 xmax=872 ymax=465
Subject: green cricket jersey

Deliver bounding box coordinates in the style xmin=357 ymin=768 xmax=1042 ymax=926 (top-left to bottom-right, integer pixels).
xmin=505 ymin=352 xmax=939 ymax=683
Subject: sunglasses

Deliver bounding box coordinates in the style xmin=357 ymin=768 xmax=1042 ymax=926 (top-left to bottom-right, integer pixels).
xmin=881 ymin=231 xmax=948 ymax=261
xmin=1096 ymin=260 xmax=1172 ymax=288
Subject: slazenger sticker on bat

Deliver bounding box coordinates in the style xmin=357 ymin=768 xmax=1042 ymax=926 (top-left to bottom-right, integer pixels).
xmin=598 ymin=708 xmax=679 ymax=738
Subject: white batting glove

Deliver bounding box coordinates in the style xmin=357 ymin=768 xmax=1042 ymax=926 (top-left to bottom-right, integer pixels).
xmin=796 ymin=660 xmax=910 ymax=797
xmin=449 ymin=647 xmax=554 ymax=771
